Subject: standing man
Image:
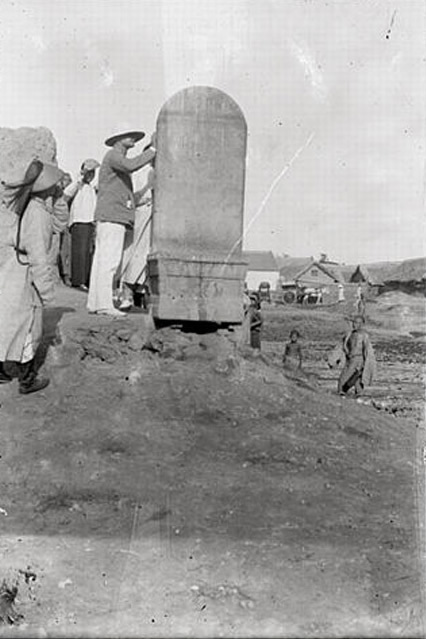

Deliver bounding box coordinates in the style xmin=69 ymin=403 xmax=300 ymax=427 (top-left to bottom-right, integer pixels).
xmin=338 ymin=315 xmax=376 ymax=396
xmin=50 ymin=172 xmax=72 ymax=283
xmin=355 ymin=283 xmax=365 ymax=316
xmin=65 ymin=159 xmax=100 ymax=291
xmin=87 ymin=130 xmax=156 ymax=317
xmin=116 ymin=165 xmax=155 ymax=308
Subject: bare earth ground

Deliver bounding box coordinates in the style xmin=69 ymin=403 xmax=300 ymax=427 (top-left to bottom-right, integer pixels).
xmin=0 ymin=287 xmax=425 ymax=638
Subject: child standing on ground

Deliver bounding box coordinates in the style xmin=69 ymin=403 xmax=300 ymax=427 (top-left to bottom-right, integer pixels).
xmin=248 ymin=294 xmax=263 ymax=349
xmin=282 ymin=329 xmax=303 ymax=370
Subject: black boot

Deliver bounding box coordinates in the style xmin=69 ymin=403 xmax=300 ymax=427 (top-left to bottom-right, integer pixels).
xmin=17 ymin=360 xmax=49 ymax=395
xmin=0 ymin=362 xmax=12 ymax=384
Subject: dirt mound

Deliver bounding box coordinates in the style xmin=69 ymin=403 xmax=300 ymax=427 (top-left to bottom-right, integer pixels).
xmin=370 ymin=292 xmax=426 ymax=335
xmin=262 ymin=307 xmax=349 ymax=343
xmin=377 ymin=291 xmax=425 ymax=307
xmin=0 ymin=288 xmax=423 ymax=636
xmin=62 ymin=320 xmax=253 ymax=369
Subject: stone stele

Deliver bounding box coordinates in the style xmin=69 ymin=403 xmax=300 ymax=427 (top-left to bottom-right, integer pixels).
xmin=147 ymin=86 xmax=248 ymax=324
xmin=0 ymin=126 xmax=57 ymax=206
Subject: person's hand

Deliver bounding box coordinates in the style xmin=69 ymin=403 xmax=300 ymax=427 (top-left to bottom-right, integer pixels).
xmin=143 ymin=132 xmax=157 ymax=155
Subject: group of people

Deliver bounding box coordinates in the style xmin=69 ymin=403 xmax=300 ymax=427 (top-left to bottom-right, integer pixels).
xmin=244 ymin=289 xmax=376 ymax=398
xmin=58 ymin=130 xmax=155 ymax=316
xmin=0 ymin=124 xmax=376 ymax=397
xmin=0 ymin=128 xmax=155 ymax=393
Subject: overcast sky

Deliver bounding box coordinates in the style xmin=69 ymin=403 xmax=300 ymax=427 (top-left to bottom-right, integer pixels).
xmin=1 ymin=0 xmax=425 ymax=263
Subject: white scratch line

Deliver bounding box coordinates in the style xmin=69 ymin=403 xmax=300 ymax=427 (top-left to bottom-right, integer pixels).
xmin=110 ymin=503 xmax=140 ymax=614
xmin=224 ymin=132 xmax=315 ymax=265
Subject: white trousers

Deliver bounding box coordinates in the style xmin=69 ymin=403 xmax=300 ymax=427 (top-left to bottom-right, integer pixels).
xmin=87 ymin=222 xmax=126 ymax=312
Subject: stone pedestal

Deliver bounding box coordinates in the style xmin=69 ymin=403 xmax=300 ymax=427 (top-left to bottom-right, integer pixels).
xmin=148 ymin=86 xmax=247 ymax=324
xmin=148 ymin=255 xmax=247 ymax=323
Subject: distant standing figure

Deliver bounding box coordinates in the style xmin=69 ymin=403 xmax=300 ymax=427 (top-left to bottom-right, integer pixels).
xmin=283 ymin=329 xmax=303 ymax=370
xmin=355 ymin=284 xmax=365 ymax=315
xmin=65 ymin=159 xmax=100 ymax=290
xmin=248 ymin=294 xmax=263 ymax=349
xmin=338 ymin=315 xmax=376 ymax=396
xmin=241 ymin=287 xmax=252 ymax=345
xmin=50 ymin=172 xmax=72 ymax=282
xmin=87 ymin=129 xmax=156 ymax=317
xmin=337 ymin=283 xmax=345 ymax=302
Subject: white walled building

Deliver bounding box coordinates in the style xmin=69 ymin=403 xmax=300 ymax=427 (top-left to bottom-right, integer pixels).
xmin=243 ymin=251 xmax=280 ymax=291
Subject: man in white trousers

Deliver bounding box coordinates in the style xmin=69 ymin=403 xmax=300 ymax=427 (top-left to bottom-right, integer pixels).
xmin=87 ymin=130 xmax=156 ymax=317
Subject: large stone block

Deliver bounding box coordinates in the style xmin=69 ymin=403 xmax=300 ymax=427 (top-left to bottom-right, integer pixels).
xmin=148 ymin=86 xmax=248 ymax=323
xmin=0 ymin=126 xmax=57 ymax=205
xmin=148 ymin=255 xmax=247 ymax=323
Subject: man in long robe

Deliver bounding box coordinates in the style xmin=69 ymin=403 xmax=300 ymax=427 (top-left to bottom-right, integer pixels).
xmin=338 ymin=315 xmax=376 ymax=396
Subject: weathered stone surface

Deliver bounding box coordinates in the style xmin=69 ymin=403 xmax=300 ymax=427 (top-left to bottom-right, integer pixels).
xmin=152 ymin=86 xmax=247 ymax=259
xmin=148 ymin=256 xmax=246 ymax=323
xmin=148 ymin=86 xmax=248 ymax=323
xmin=0 ymin=126 xmax=57 ymax=205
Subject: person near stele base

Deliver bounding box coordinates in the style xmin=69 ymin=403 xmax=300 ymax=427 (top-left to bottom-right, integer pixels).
xmin=247 ymin=293 xmax=263 ymax=349
xmin=116 ymin=164 xmax=156 ymax=308
xmin=87 ymin=130 xmax=156 ymax=317
xmin=65 ymin=158 xmax=100 ymax=291
xmin=0 ymin=160 xmax=65 ymax=394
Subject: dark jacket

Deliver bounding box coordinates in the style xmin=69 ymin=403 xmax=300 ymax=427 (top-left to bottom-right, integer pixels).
xmin=94 ymin=147 xmax=155 ymax=227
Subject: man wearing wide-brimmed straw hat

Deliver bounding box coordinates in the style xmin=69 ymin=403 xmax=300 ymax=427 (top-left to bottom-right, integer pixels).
xmin=0 ymin=159 xmax=65 ymax=394
xmin=87 ymin=129 xmax=156 ymax=317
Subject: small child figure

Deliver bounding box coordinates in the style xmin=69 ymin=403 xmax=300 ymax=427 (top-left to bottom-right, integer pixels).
xmin=282 ymin=329 xmax=303 ymax=370
xmin=248 ymin=294 xmax=263 ymax=349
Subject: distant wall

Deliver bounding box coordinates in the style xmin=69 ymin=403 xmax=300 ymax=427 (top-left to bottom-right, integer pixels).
xmin=246 ymin=270 xmax=280 ymax=290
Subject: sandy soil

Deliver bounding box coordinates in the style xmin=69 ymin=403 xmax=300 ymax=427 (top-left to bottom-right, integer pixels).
xmin=0 ymin=287 xmax=425 ymax=637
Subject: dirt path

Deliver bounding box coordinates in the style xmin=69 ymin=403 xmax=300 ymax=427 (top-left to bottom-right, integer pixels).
xmin=0 ymin=288 xmax=424 ymax=637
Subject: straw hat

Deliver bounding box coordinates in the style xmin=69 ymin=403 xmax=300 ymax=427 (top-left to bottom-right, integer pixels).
xmin=32 ymin=164 xmax=64 ymax=193
xmin=104 ymin=130 xmax=145 ymax=147
xmin=3 ymin=162 xmax=64 ymax=193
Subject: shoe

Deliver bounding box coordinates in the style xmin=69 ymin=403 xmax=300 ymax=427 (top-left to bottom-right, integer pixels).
xmin=0 ymin=363 xmax=12 ymax=384
xmin=19 ymin=376 xmax=50 ymax=395
xmin=118 ymin=300 xmax=132 ymax=311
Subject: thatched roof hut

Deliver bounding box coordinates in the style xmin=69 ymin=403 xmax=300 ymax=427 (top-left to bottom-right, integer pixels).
xmin=349 ymin=264 xmax=383 ymax=286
